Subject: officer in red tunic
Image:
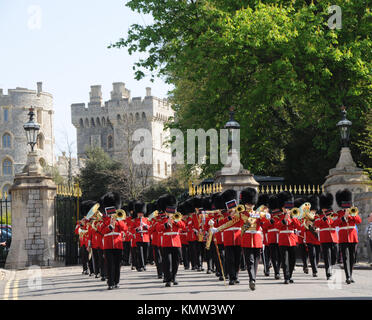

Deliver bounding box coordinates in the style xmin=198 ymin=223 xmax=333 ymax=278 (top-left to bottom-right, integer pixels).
xmin=87 ymin=205 xmax=104 ymax=279
xmin=334 ymin=189 xmax=362 ymax=284
xmin=146 ymin=202 xmax=156 ymax=266
xmin=177 ymin=202 xmax=191 ymax=270
xmin=131 ymin=201 xmax=150 ymax=271
xmin=121 ymin=204 xmax=131 ymax=266
xmin=156 ymin=195 xmax=185 ymax=287
xmin=294 ymin=198 xmax=309 ymax=274
xmin=314 ymin=193 xmax=338 ymax=280
xmin=186 ymin=198 xmax=199 ymax=270
xmin=98 ymin=192 xmax=128 ymax=290
xmin=262 ymin=194 xmax=282 ymax=280
xmin=275 ymin=191 xmax=301 ymax=284
xmin=149 ymin=200 xmax=165 ymax=279
xmin=240 ymin=187 xmax=266 ymax=291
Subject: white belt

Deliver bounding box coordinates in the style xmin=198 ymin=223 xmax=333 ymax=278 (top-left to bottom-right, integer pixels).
xmin=104 ymin=232 xmax=121 ymax=237
xmin=339 ymin=226 xmax=355 ymax=230
xmin=244 ymin=230 xmax=262 ymax=234
xmin=180 ymin=233 xmax=187 ymax=235
xmin=164 ymin=232 xmax=179 ymax=236
xmin=137 ymin=230 xmax=148 ymax=233
xmin=280 ymin=230 xmax=294 ymax=234
xmin=225 ymin=227 xmax=241 ymax=231
xmin=268 ymin=229 xmax=279 ymax=232
xmin=319 ymin=228 xmax=336 ymax=232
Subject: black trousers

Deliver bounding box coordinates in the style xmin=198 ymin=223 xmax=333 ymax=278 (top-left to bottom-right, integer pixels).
xmin=153 ymin=245 xmax=163 ymax=277
xmin=243 ymin=248 xmax=261 ymax=282
xmin=240 ymin=250 xmax=246 ymax=270
xmin=279 ymin=246 xmax=296 ymax=280
xmin=80 ymin=245 xmax=94 ymax=274
xmin=307 ymin=244 xmax=320 ymax=274
xmin=205 ymin=242 xmax=213 ymax=271
xmin=269 ymin=243 xmax=281 ymax=276
xmin=163 ymin=247 xmax=181 ymax=282
xmin=340 ymin=243 xmax=357 ymax=280
xmin=131 ymin=246 xmax=138 ymax=268
xmin=105 ymin=249 xmax=122 ymax=287
xmin=298 ymin=244 xmax=308 ymax=269
xmin=321 ymin=242 xmax=337 ymax=277
xmin=136 ymin=242 xmax=149 ymax=269
xmin=189 ymin=241 xmax=202 ymax=269
xmin=262 ymin=245 xmax=271 ymax=275
xmin=181 ymin=244 xmax=190 ymax=269
xmin=122 ymin=241 xmax=131 ymax=265
xmin=215 ymin=244 xmax=225 ymax=277
xmin=225 ymin=245 xmax=241 ymax=281
xmin=92 ymin=248 xmax=100 ymax=275
xmin=147 ymin=243 xmax=154 ymax=264
xmin=98 ymin=248 xmax=107 ymax=278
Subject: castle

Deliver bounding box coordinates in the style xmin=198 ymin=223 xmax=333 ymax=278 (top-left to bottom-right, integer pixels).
xmin=71 ymin=82 xmax=174 ymax=182
xmin=0 ymin=82 xmax=54 ymax=197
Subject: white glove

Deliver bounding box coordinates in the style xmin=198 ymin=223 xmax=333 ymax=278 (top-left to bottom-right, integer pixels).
xmin=266 ymin=213 xmax=271 ymax=220
xmin=208 ymin=219 xmax=215 ymax=226
xmin=211 ymin=227 xmax=218 ymax=234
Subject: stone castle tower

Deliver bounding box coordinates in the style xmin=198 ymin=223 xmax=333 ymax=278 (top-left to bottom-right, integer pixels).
xmin=0 ymin=82 xmax=54 ymax=196
xmin=71 ymin=82 xmax=174 ymax=181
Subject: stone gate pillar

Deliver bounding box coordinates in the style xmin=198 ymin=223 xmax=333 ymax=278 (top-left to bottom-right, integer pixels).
xmin=5 ymin=152 xmax=57 ymax=269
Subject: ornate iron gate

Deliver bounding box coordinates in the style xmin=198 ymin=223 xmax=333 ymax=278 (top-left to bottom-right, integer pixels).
xmin=0 ymin=194 xmax=11 ymax=268
xmin=54 ymin=185 xmax=82 ymax=266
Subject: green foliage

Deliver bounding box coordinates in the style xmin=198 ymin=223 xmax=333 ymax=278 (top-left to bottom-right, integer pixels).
xmin=113 ymin=0 xmax=372 ymax=184
xmin=356 ymin=109 xmax=372 ymax=179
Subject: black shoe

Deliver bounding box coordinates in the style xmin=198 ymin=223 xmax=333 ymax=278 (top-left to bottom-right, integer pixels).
xmin=206 ymin=270 xmax=212 ymax=274
xmin=115 ymin=284 xmax=120 ymax=289
xmin=165 ymin=282 xmax=171 ymax=287
xmin=82 ymin=270 xmax=88 ymax=275
xmin=229 ymin=280 xmax=235 ymax=285
xmin=235 ymin=279 xmax=240 ymax=284
xmin=131 ymin=266 xmax=135 ymax=270
xmin=158 ymin=275 xmax=163 ymax=279
xmin=289 ymin=279 xmax=294 ymax=284
xmin=219 ymin=276 xmax=224 ymax=281
xmin=313 ymin=273 xmax=318 ymax=278
xmin=95 ymin=274 xmax=99 ymax=278
xmin=303 ymin=268 xmax=309 ymax=274
xmin=346 ymin=278 xmax=351 ymax=284
xmin=163 ymin=279 xmax=166 ymax=283
xmin=143 ymin=267 xmax=147 ymax=271
xmin=216 ymin=272 xmax=221 ymax=277
xmin=284 ymin=280 xmax=289 ymax=284
xmin=173 ymin=281 xmax=179 ymax=285
xmin=89 ymin=273 xmax=94 ymax=276
xmin=108 ymin=286 xmax=114 ymax=290
xmin=101 ymin=277 xmax=106 ymax=281
xmin=249 ymin=281 xmax=256 ymax=291
xmin=197 ymin=267 xmax=204 ymax=272
xmin=184 ymin=267 xmax=189 ymax=270
xmin=192 ymin=266 xmax=196 ymax=270
xmin=326 ymin=274 xmax=332 ymax=280
xmin=275 ymin=274 xmax=280 ymax=280
xmin=350 ymin=278 xmax=355 ymax=283
xmin=240 ymin=267 xmax=246 ymax=271
xmin=264 ymin=272 xmax=270 ymax=277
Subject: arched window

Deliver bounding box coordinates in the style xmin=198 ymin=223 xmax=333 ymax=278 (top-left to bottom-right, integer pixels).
xmin=37 ymin=133 xmax=44 ymax=150
xmin=135 ymin=113 xmax=140 ymax=121
xmin=3 ymin=108 xmax=9 ymax=122
xmin=142 ymin=112 xmax=146 ymax=120
xmin=129 ymin=113 xmax=133 ymax=123
xmin=96 ymin=117 xmax=101 ymax=126
xmin=117 ymin=114 xmax=122 ymax=122
xmin=91 ymin=118 xmax=95 ymax=127
xmin=79 ymin=118 xmax=84 ymax=128
xmin=3 ymin=159 xmax=12 ymax=176
xmin=102 ymin=117 xmax=106 ymax=126
xmin=108 ymin=135 xmax=113 ymax=149
xmin=85 ymin=118 xmax=89 ymax=127
xmin=2 ymin=184 xmax=11 ymax=200
xmin=2 ymin=133 xmax=11 ymax=148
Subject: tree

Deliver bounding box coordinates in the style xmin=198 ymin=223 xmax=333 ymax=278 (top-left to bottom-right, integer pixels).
xmin=112 ymin=0 xmax=371 ymax=184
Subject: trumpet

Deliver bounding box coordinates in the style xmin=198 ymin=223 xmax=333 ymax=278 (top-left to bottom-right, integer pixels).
xmin=290 ymin=207 xmax=300 ymax=218
xmin=113 ymin=209 xmax=126 ymax=221
xmin=172 ymin=212 xmax=183 ymax=222
xmin=348 ymin=206 xmax=359 ymax=216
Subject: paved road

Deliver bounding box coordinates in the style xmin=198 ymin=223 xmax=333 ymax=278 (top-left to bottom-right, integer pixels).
xmin=1 ymin=263 xmax=371 ymax=300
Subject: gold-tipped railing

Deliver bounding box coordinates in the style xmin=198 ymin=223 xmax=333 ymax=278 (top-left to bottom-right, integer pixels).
xmin=56 ymin=183 xmax=82 ymax=197
xmin=188 ymin=182 xmax=222 ymax=196
xmin=258 ymin=184 xmax=324 ymax=194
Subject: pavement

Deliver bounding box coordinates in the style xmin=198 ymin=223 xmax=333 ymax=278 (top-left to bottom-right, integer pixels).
xmin=0 ymin=262 xmax=372 ymax=300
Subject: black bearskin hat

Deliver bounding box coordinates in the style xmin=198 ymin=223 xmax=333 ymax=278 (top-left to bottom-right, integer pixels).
xmin=192 ymin=196 xmax=204 ymax=210
xmin=157 ymin=194 xmax=177 ymax=212
xmin=211 ymin=193 xmax=225 ymax=210
xmin=100 ymin=192 xmax=122 ymax=210
xmin=127 ymin=200 xmax=135 ymax=213
xmin=177 ymin=202 xmax=186 ymax=215
xmin=221 ymin=189 xmax=237 ymax=209
xmin=319 ymin=193 xmax=333 ymax=210
xmin=239 ymin=188 xmax=258 ymax=205
xmin=146 ymin=202 xmax=157 ymax=217
xmin=184 ymin=198 xmax=195 ymax=213
xmin=268 ymin=194 xmax=281 ymax=211
xmin=277 ymin=191 xmax=294 ymax=209
xmin=294 ymin=198 xmax=306 ymax=209
xmin=307 ymin=195 xmax=320 ymax=212
xmin=336 ymin=189 xmax=352 ymax=208
xmin=254 ymin=194 xmax=269 ymax=210
xmin=202 ymin=197 xmax=212 ymax=211
xmin=81 ymin=200 xmax=97 ymax=217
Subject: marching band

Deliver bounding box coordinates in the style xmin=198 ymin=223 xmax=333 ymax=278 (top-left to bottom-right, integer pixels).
xmin=76 ymin=188 xmax=362 ymax=290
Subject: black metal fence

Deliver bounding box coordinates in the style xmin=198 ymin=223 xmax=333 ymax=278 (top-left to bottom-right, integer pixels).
xmin=0 ymin=197 xmax=12 ymax=268
xmin=54 ymin=194 xmax=82 ymax=266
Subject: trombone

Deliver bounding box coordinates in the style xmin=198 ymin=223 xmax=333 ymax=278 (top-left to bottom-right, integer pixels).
xmin=171 ymin=212 xmax=183 ymax=222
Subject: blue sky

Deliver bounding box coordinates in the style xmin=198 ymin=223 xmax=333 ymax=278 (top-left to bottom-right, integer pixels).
xmin=0 ymin=0 xmax=171 ymax=157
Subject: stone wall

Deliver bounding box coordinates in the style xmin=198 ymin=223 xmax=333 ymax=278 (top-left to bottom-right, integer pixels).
xmin=354 ymin=192 xmax=372 ymax=261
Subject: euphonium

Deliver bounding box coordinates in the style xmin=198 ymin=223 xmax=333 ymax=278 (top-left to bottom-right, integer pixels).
xmin=349 ymin=207 xmax=359 ymax=216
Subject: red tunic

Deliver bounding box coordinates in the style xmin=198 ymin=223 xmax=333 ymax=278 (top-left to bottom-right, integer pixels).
xmin=131 ymin=217 xmax=150 ymax=243
xmin=333 ymin=210 xmax=361 ymax=243
xmin=274 ymin=216 xmax=302 ymax=247
xmin=156 ymin=218 xmax=186 ymax=247
xmin=241 ymin=217 xmax=264 ymax=248
xmin=98 ymin=217 xmax=128 ymax=250
xmin=313 ymin=213 xmax=338 ymax=243
xmin=262 ymin=212 xmax=283 ymax=245
xmin=220 ymin=214 xmax=242 ymax=247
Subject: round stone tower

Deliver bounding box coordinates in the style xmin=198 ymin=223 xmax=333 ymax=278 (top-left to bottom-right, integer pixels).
xmin=0 ymin=82 xmax=54 ymax=196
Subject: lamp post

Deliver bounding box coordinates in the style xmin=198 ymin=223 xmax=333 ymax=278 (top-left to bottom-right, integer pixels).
xmin=224 ymin=106 xmax=240 ymax=151
xmin=23 ymin=107 xmax=40 ymax=152
xmin=336 ymin=106 xmax=352 ymax=148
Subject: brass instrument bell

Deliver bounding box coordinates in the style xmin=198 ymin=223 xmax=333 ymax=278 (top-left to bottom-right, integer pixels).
xmin=349 ymin=206 xmax=359 ymax=216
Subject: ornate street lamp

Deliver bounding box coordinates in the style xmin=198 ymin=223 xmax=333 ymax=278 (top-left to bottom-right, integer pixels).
xmin=224 ymin=106 xmax=240 ymax=149
xmin=23 ymin=107 xmax=40 ymax=152
xmin=336 ymin=106 xmax=352 ymax=147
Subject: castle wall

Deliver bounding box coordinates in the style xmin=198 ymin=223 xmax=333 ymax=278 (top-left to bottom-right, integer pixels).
xmin=0 ymin=83 xmax=54 ymax=194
